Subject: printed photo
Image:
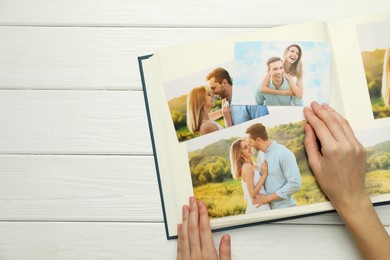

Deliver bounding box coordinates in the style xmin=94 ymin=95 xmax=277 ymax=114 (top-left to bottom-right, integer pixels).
xmin=186 ymin=109 xmax=390 ymax=219
xmin=163 ymin=61 xmax=269 ymax=142
xmin=357 ymin=20 xmax=390 ymax=119
xmin=232 ymin=41 xmax=331 ymax=106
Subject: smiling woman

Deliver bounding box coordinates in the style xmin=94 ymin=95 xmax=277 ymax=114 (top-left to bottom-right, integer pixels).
xmin=234 ymin=41 xmax=331 ymax=106
xmin=187 ymin=85 xmax=225 ymax=135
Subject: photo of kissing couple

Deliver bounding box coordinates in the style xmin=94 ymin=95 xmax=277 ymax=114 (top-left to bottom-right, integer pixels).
xmin=186 ymin=108 xmax=313 ymax=218
xmin=229 ymin=122 xmax=302 ymax=213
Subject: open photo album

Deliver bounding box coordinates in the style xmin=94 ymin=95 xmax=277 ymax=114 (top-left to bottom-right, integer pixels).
xmin=138 ymin=12 xmax=390 ymax=239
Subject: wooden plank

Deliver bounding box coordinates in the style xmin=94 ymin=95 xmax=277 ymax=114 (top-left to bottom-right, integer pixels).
xmin=0 ymin=155 xmax=162 ymax=222
xmin=1 ymin=154 xmax=390 ymax=225
xmin=0 ymin=0 xmax=389 ymax=27
xmin=0 ymin=26 xmax=252 ymax=90
xmin=0 ymin=90 xmax=152 ymax=154
xmin=1 ymin=221 xmax=386 ymax=259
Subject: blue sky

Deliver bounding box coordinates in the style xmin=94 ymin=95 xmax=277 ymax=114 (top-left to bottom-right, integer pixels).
xmin=232 ymin=41 xmax=331 ymax=105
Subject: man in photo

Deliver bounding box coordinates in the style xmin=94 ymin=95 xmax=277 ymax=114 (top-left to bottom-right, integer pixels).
xmin=246 ymin=123 xmax=302 ymax=209
xmin=256 ymin=57 xmax=302 ymax=106
xmin=206 ymin=67 xmax=269 ymax=125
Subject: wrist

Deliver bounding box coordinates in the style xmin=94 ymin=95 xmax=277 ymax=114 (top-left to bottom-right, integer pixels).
xmin=336 ymin=194 xmax=372 ymax=224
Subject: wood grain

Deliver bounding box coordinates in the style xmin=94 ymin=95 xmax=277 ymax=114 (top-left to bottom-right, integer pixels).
xmin=0 ymin=90 xmax=152 ymax=154
xmin=2 ymin=221 xmax=387 ymax=259
xmin=1 ymin=0 xmax=390 ymax=27
xmin=0 ymin=27 xmax=252 ymax=90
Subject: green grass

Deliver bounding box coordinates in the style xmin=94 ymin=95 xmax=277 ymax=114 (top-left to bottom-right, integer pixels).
xmin=294 ymin=175 xmax=327 ymax=205
xmin=366 ymin=169 xmax=390 ymax=195
xmin=194 ymin=169 xmax=390 ymax=218
xmin=194 ymin=180 xmax=246 ymax=219
xmin=371 ymin=97 xmax=390 ymax=119
xmin=175 ymin=113 xmax=226 ymax=142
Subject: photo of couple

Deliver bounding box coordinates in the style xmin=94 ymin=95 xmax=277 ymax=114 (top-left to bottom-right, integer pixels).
xmin=255 ymin=45 xmax=303 ymax=106
xmin=233 ymin=41 xmax=330 ymax=106
xmin=186 ymin=109 xmax=315 ymax=218
xmin=230 ymin=122 xmax=301 ymax=213
xmin=187 ymin=107 xmax=390 ymax=219
xmin=165 ymin=64 xmax=269 ymax=142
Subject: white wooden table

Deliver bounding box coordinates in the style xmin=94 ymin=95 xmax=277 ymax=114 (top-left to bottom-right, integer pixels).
xmin=1 ymin=1 xmax=390 ymax=259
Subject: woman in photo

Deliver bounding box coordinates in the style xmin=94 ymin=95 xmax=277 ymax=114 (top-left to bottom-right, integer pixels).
xmin=230 ymin=139 xmax=271 ymax=213
xmin=382 ymin=46 xmax=390 ymax=108
xmin=187 ymin=86 xmax=228 ymax=135
xmin=260 ymin=44 xmax=304 ymax=105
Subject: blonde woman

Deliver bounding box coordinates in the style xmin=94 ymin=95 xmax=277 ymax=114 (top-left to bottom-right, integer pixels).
xmin=230 ymin=139 xmax=271 ymax=213
xmin=187 ymin=86 xmax=228 ymax=135
xmin=260 ymin=44 xmax=303 ymax=105
xmin=382 ymin=47 xmax=390 ymax=108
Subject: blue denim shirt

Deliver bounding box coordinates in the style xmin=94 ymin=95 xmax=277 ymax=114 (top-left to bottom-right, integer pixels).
xmin=230 ymin=104 xmax=269 ymax=125
xmin=257 ymin=141 xmax=302 ymax=209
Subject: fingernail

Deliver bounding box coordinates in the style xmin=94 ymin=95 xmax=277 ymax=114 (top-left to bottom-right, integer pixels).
xmin=190 ymin=196 xmax=195 ymax=206
xmin=321 ymin=103 xmax=328 ymax=109
xmin=183 ymin=205 xmax=188 ymax=216
xmin=222 ymin=234 xmax=231 ymax=243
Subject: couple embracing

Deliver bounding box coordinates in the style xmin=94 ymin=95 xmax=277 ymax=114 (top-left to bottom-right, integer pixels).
xmin=230 ymin=123 xmax=302 ymax=213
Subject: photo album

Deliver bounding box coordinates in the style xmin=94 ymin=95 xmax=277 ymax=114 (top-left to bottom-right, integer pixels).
xmin=138 ymin=12 xmax=390 ymax=239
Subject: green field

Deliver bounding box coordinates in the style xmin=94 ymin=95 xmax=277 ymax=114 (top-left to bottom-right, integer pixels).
xmin=176 ymin=117 xmax=225 ymax=141
xmin=194 ymin=169 xmax=390 ymax=218
xmin=366 ymin=169 xmax=390 ymax=195
xmin=194 ymin=179 xmax=246 ymax=218
xmin=371 ymin=96 xmax=390 ymax=119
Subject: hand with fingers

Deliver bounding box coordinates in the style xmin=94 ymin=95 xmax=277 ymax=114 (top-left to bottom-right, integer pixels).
xmin=304 ymin=101 xmax=390 ymax=260
xmin=303 ymin=101 xmax=367 ymax=210
xmin=177 ymin=196 xmax=231 ymax=260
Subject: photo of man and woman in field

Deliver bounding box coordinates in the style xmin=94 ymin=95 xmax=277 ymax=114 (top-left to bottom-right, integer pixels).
xmin=187 ymin=109 xmax=390 ymax=218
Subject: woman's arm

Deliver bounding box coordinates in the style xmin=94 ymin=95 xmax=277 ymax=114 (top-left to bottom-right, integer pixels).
xmin=242 ymin=163 xmax=266 ymax=198
xmin=284 ymin=73 xmax=303 ymax=98
xmin=208 ymin=109 xmax=223 ymax=121
xmin=253 ymin=160 xmax=268 ymax=194
xmin=261 ymin=72 xmax=294 ymax=96
xmin=304 ymin=102 xmax=390 ymax=260
xmin=221 ymin=99 xmax=232 ymax=127
xmin=199 ymin=122 xmax=219 ymax=135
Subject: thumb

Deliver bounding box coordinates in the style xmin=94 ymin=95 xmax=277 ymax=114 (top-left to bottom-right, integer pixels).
xmin=219 ymin=234 xmax=231 ymax=260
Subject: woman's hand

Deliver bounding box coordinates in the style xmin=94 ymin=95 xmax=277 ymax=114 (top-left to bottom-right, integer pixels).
xmin=303 ymin=102 xmax=367 ymax=211
xmin=303 ymin=102 xmax=390 ymax=260
xmin=283 ymin=71 xmax=291 ymax=81
xmin=177 ymin=197 xmax=231 ymax=260
xmin=221 ymin=100 xmax=232 ymax=127
xmin=260 ymin=160 xmax=268 ymax=177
